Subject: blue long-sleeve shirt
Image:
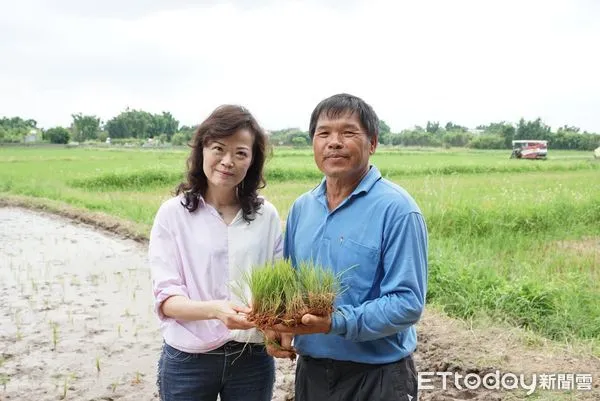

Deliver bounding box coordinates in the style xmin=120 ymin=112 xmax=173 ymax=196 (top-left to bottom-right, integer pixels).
xmin=284 ymin=165 xmax=428 ymax=364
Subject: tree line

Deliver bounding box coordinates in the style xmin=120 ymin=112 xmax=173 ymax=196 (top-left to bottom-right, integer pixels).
xmin=1 ymin=110 xmax=599 ymax=151
xmin=268 ymin=119 xmax=599 ymax=151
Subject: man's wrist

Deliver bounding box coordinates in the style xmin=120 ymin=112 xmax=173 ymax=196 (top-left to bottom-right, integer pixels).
xmin=328 ymin=309 xmax=347 ymax=336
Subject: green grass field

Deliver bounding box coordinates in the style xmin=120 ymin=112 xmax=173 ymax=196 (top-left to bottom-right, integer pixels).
xmin=1 ymin=145 xmax=599 ymax=351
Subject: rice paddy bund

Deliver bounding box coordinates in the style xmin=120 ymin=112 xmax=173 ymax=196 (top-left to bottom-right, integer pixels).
xmin=1 ymin=145 xmax=599 ymax=353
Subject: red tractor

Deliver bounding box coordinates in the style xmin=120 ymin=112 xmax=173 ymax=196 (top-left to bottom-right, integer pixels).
xmin=510 ymin=140 xmax=548 ymax=160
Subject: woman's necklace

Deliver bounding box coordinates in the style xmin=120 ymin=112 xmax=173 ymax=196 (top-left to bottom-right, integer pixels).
xmin=214 ymin=204 xmax=235 ymax=218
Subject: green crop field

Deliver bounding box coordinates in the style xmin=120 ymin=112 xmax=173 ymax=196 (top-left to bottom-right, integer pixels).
xmin=1 ymin=145 xmax=599 ymax=352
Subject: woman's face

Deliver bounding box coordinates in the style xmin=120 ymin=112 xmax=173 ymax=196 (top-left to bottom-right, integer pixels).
xmin=202 ymin=129 xmax=254 ymax=192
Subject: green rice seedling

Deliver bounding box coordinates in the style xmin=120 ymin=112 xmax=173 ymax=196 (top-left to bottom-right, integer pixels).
xmin=61 ymin=376 xmax=68 ymax=399
xmin=0 ymin=373 xmax=9 ymax=391
xmin=280 ymin=276 xmax=307 ymax=327
xmin=70 ymin=275 xmax=80 ymax=287
xmin=295 ymin=260 xmax=342 ymax=318
xmin=58 ymin=372 xmax=76 ymax=399
xmin=235 ymin=259 xmax=342 ymax=329
xmin=51 ymin=322 xmax=59 ymax=351
xmin=95 ymin=356 xmax=101 ymax=374
xmin=88 ymin=274 xmax=99 ymax=286
xmin=233 ymin=259 xmax=294 ymax=328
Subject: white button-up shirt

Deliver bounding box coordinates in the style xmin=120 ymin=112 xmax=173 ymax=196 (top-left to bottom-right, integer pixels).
xmin=149 ymin=194 xmax=283 ymax=353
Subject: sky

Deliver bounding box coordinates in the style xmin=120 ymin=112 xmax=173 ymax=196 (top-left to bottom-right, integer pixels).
xmin=1 ymin=0 xmax=599 ymax=133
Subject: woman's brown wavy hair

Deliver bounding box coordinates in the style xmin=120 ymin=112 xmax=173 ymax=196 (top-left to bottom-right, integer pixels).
xmin=175 ymin=105 xmax=268 ymax=223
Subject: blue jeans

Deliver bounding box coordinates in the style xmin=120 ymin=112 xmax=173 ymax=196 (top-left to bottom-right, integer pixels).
xmin=157 ymin=341 xmax=275 ymax=401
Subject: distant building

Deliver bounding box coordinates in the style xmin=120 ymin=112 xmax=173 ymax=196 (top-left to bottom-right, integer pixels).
xmin=24 ymin=129 xmax=40 ymax=143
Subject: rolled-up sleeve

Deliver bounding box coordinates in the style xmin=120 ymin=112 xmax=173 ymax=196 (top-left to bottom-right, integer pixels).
xmin=272 ymin=209 xmax=284 ymax=261
xmin=274 ymin=233 xmax=283 ymax=261
xmin=148 ymin=208 xmax=188 ymax=320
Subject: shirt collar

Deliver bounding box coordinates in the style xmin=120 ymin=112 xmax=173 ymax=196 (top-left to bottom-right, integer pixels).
xmin=313 ymin=165 xmax=382 ymax=200
xmin=182 ymin=192 xmax=207 ymax=207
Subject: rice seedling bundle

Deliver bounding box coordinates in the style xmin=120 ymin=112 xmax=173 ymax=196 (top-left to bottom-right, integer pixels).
xmin=234 ymin=259 xmax=341 ymax=329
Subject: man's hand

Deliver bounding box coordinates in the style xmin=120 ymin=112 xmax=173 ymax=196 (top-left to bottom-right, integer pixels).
xmin=271 ymin=313 xmax=332 ymax=335
xmin=210 ymin=300 xmax=255 ymax=330
xmin=264 ymin=330 xmax=296 ymax=359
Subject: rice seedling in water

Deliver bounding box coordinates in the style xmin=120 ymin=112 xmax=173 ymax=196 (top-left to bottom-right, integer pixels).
xmin=51 ymin=322 xmax=59 ymax=351
xmin=61 ymin=376 xmax=68 ymax=399
xmin=0 ymin=374 xmax=9 ymax=391
xmin=88 ymin=274 xmax=99 ymax=286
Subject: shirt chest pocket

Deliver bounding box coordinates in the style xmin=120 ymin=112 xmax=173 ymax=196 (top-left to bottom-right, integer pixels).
xmin=337 ymin=238 xmax=380 ymax=305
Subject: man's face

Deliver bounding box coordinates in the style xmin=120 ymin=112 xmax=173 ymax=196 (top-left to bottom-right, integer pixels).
xmin=312 ymin=111 xmax=377 ymax=180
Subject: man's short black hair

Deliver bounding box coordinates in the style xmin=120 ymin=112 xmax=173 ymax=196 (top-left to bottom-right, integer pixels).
xmin=308 ymin=93 xmax=379 ymax=140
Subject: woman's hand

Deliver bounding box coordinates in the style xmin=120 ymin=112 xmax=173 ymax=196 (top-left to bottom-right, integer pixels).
xmin=210 ymin=300 xmax=255 ymax=330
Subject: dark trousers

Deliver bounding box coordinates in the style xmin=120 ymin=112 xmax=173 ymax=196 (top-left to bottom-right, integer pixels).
xmin=295 ymin=354 xmax=417 ymax=401
xmin=157 ymin=341 xmax=275 ymax=401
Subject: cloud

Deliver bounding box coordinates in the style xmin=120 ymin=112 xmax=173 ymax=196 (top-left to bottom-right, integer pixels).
xmin=1 ymin=0 xmax=599 ymax=132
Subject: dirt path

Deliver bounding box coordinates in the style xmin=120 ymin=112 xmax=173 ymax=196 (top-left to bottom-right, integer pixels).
xmin=0 ymin=207 xmax=598 ymax=400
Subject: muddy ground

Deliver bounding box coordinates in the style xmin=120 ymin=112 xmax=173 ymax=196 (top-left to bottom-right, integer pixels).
xmin=0 ymin=207 xmax=598 ymax=400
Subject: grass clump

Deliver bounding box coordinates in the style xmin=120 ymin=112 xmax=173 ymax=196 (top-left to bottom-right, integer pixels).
xmin=236 ymin=259 xmax=293 ymax=328
xmin=296 ymin=261 xmax=339 ymax=318
xmin=234 ymin=259 xmax=341 ymax=329
xmin=69 ymin=169 xmax=183 ymax=191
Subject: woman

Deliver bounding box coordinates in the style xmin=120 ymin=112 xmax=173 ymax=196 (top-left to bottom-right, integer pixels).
xmin=149 ymin=105 xmax=282 ymax=401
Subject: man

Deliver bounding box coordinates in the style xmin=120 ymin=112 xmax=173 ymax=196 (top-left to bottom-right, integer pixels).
xmin=267 ymin=93 xmax=428 ymax=401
